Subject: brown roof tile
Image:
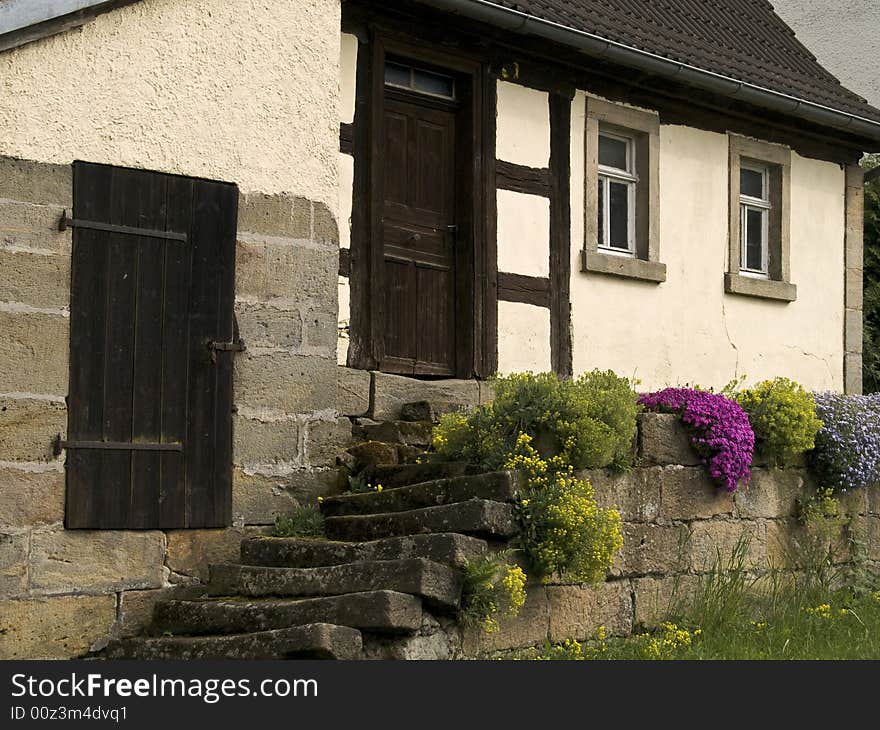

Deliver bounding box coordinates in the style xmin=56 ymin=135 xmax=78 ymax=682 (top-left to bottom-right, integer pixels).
xmin=490 ymin=0 xmax=880 ymax=124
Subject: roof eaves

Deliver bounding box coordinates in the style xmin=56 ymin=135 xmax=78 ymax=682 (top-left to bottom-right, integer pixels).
xmin=415 ymin=0 xmax=880 ymax=144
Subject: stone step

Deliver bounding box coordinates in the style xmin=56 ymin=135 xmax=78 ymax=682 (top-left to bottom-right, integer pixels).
xmin=153 ymin=590 xmax=422 ymax=636
xmin=241 ymin=533 xmax=488 ymax=570
xmin=358 ymin=420 xmax=434 ymax=447
xmin=104 ymin=624 xmax=362 ymax=660
xmin=400 ymin=400 xmax=470 ymax=423
xmin=321 ymin=471 xmax=523 ymax=517
xmin=208 ymin=558 xmax=462 ymax=610
xmin=363 ymin=462 xmax=485 ymax=489
xmin=324 ymin=499 xmax=518 ymax=542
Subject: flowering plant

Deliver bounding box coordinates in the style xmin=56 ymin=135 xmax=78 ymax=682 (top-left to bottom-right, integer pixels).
xmin=639 ymin=388 xmax=754 ymax=492
xmin=811 ymin=392 xmax=880 ymax=491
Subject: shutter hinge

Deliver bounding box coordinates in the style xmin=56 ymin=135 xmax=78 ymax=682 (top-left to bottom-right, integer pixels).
xmin=206 ymin=339 xmax=247 ymax=364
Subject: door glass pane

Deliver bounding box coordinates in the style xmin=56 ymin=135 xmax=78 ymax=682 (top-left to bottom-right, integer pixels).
xmin=745 ymin=207 xmax=765 ymax=271
xmin=741 ymin=167 xmax=764 ymax=199
xmin=597 ymin=179 xmax=604 ymax=245
xmin=413 ymin=69 xmax=455 ymax=99
xmin=385 ymin=62 xmax=411 ymax=88
xmin=599 ymin=135 xmax=628 ymax=171
xmin=608 ymin=181 xmax=629 ymax=249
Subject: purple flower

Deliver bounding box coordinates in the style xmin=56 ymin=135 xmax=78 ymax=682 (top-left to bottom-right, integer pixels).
xmin=811 ymin=392 xmax=880 ymax=491
xmin=639 ymin=388 xmax=755 ymax=492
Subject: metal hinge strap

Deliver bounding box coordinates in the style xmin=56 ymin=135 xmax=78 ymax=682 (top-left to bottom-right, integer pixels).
xmin=59 ymin=440 xmax=183 ymax=452
xmin=59 ymin=211 xmax=187 ymax=243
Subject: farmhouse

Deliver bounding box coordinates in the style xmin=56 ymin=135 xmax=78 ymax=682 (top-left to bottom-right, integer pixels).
xmin=0 ymin=0 xmax=877 ymax=658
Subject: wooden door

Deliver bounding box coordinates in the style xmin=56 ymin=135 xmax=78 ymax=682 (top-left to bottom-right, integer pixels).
xmin=64 ymin=162 xmax=239 ymax=529
xmin=380 ymin=92 xmax=458 ymax=376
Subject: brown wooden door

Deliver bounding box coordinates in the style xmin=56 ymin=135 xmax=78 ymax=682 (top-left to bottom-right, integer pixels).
xmin=380 ymin=92 xmax=458 ymax=376
xmin=65 ymin=161 xmax=239 ymax=529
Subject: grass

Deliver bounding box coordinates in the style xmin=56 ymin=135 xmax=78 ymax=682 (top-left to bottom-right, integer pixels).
xmin=273 ymin=503 xmax=325 ymax=538
xmin=529 ymin=534 xmax=880 ymax=661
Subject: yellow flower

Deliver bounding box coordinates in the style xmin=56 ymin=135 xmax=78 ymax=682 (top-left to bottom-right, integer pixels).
xmin=316 ymin=496 xmax=324 ymax=503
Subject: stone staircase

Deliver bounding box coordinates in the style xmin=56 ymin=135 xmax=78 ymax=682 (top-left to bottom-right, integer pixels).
xmin=103 ymin=403 xmax=522 ymax=660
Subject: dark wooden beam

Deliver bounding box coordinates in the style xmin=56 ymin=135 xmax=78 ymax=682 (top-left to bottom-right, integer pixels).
xmin=340 ymin=123 xmax=354 ymax=155
xmin=549 ymin=92 xmax=573 ymax=378
xmin=495 ymin=160 xmax=551 ymax=197
xmin=338 ymin=247 xmax=351 ymax=277
xmin=497 ymin=272 xmax=551 ymax=308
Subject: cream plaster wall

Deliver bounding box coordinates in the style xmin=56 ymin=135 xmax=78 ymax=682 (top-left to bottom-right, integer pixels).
xmin=497 ymin=189 xmax=550 ymax=277
xmin=340 ymin=32 xmax=358 ymax=126
xmin=338 ymin=275 xmax=350 ymax=366
xmin=496 ymin=81 xmax=550 ymax=167
xmin=570 ymin=87 xmax=845 ymax=391
xmin=0 ymin=0 xmax=341 ymax=208
xmin=497 ymin=300 xmax=552 ymax=374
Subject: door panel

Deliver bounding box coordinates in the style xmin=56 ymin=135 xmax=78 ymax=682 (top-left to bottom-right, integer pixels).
xmin=65 ymin=162 xmax=238 ymax=529
xmin=380 ymin=94 xmax=457 ymax=376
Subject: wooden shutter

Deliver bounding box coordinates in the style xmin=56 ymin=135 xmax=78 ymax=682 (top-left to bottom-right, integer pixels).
xmin=65 ymin=162 xmax=239 ymax=529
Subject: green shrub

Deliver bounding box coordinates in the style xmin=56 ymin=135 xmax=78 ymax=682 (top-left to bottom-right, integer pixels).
xmin=735 ymin=377 xmax=823 ymax=465
xmin=273 ymin=503 xmax=325 ymax=538
xmin=433 ymin=370 xmax=639 ymax=471
xmin=460 ymin=552 xmax=527 ymax=634
xmin=508 ymin=434 xmax=623 ymax=582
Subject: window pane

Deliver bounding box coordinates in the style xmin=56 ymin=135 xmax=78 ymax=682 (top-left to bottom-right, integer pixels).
xmin=597 ymin=180 xmax=604 ymax=245
xmin=413 ymin=69 xmax=455 ymax=99
xmin=608 ymin=181 xmax=629 ymax=249
xmin=745 ymin=207 xmax=765 ymax=271
xmin=741 ymin=167 xmax=764 ymax=199
xmin=385 ymin=62 xmax=411 ymax=88
xmin=599 ymin=135 xmax=628 ymax=171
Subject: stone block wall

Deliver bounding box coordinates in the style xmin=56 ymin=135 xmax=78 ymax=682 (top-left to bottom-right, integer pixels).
xmin=0 ymin=156 xmax=349 ymax=659
xmin=459 ymin=413 xmax=880 ymax=656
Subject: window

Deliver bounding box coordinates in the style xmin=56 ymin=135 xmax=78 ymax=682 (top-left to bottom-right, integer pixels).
xmin=597 ymin=131 xmax=637 ymax=255
xmin=384 ymin=61 xmax=455 ymax=100
xmin=726 ymin=135 xmax=796 ymax=302
xmin=739 ymin=163 xmax=770 ymax=276
xmin=582 ymin=96 xmax=665 ymax=283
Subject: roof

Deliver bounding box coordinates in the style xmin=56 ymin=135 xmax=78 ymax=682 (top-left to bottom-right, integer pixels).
xmin=420 ymin=0 xmax=880 ymax=141
xmin=493 ymin=0 xmax=880 ymax=123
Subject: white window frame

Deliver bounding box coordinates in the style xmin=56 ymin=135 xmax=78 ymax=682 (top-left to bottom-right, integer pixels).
xmin=597 ymin=130 xmax=637 ymax=256
xmin=739 ymin=163 xmax=771 ymax=278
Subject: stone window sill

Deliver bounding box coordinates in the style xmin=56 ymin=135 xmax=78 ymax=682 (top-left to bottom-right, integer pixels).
xmin=724 ymin=273 xmax=797 ymax=302
xmin=581 ymin=250 xmax=666 ymax=283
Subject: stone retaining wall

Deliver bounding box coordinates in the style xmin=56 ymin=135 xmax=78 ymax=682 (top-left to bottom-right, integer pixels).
xmin=457 ymin=413 xmax=880 ymax=657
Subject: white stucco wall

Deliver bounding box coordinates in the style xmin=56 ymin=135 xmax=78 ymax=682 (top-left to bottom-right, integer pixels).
xmin=497 ymin=300 xmax=552 ymax=374
xmin=496 ymin=81 xmax=550 ymax=168
xmin=497 ymin=189 xmax=550 ymax=277
xmin=570 ymin=90 xmax=845 ymax=392
xmin=0 ymin=0 xmax=341 ymax=207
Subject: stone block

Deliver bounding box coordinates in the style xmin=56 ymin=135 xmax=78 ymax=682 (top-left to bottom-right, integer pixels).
xmin=232 ymin=414 xmax=300 ymax=467
xmin=0 ymin=157 xmax=71 ymax=207
xmin=852 ymin=516 xmax=880 ymax=562
xmin=347 ymin=441 xmax=399 ymax=468
xmin=846 ymin=268 xmax=863 ymax=311
xmin=165 ymin=526 xmax=269 ymax=582
xmin=547 ymin=580 xmax=633 ymax=641
xmin=867 ymin=483 xmax=880 ymax=515
xmin=638 ymin=413 xmax=701 ymax=466
xmin=734 ymin=468 xmax=805 ymax=518
xmin=301 ymin=307 xmax=338 ymax=353
xmin=479 ymin=380 xmax=496 ymax=405
xmin=337 ymin=366 xmax=371 ymax=417
xmin=114 ymin=586 xmax=205 ymax=639
xmin=0 ymin=201 xmax=70 ymax=253
xmin=632 ymin=575 xmax=700 ymax=627
xmin=312 ymin=201 xmax=339 ymax=244
xmin=234 ymin=352 xmax=336 ymax=414
xmin=0 ymin=397 xmax=66 ymax=461
xmin=303 ymin=417 xmax=352 ymax=467
xmin=764 ymin=518 xmax=811 ymax=569
xmin=237 ymin=193 xmax=311 ymax=239
xmin=0 ymin=530 xmax=28 ymax=597
xmin=845 ymin=309 xmax=863 ymax=354
xmin=660 ymin=466 xmax=736 ymax=519
xmin=371 ymin=372 xmax=480 ymax=421
xmin=0 ymin=249 xmax=70 ymax=308
xmin=0 ymin=311 xmax=69 ymax=395
xmin=688 ymin=519 xmax=765 ymax=573
xmin=581 ymin=467 xmax=661 ymax=522
xmin=232 ymin=469 xmax=300 ymax=526
xmin=462 ymin=586 xmax=549 ymax=654
xmin=284 ymin=468 xmax=346 ymax=503
xmin=844 ymin=353 xmax=863 ymax=395
xmin=836 ymin=487 xmax=868 ymax=517
xmin=29 ymin=529 xmax=166 ymax=595
xmin=235 ymin=302 xmax=302 ymax=351
xmin=0 ymin=594 xmax=116 ymax=659
xmin=0 ymin=466 xmax=65 ymax=527
xmin=613 ymin=523 xmax=689 ymax=577
xmin=235 ymin=237 xmax=336 ymax=309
